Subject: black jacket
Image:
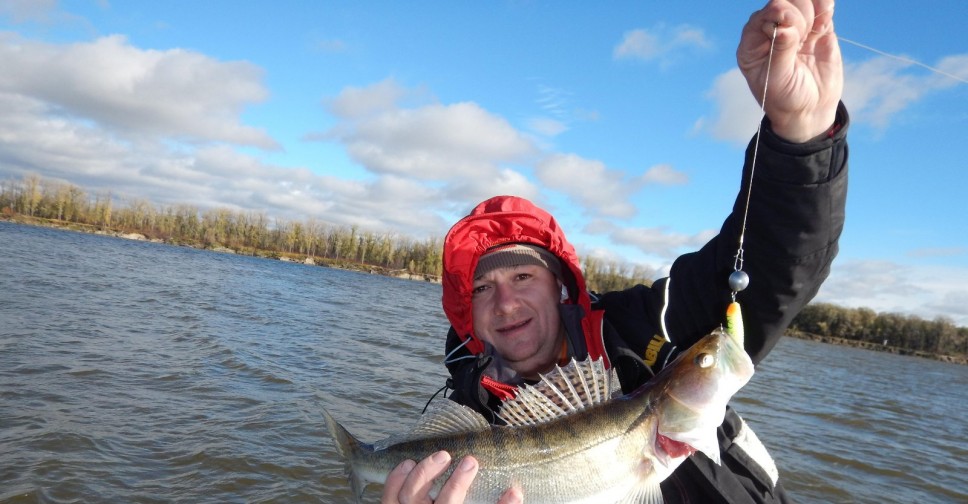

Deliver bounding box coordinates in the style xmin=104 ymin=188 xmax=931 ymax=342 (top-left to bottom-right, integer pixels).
xmin=443 ymin=103 xmax=850 ymax=503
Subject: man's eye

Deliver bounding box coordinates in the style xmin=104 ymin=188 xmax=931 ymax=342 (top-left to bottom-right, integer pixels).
xmin=471 ymin=285 xmax=488 ymax=295
xmin=515 ymin=273 xmax=532 ymax=281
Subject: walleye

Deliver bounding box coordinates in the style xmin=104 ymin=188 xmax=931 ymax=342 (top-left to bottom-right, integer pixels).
xmin=323 ymin=303 xmax=754 ymax=503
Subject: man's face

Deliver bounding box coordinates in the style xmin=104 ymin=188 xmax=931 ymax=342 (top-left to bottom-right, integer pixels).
xmin=471 ymin=264 xmax=563 ymax=379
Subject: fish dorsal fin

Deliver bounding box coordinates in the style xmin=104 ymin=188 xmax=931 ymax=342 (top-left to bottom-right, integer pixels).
xmin=374 ymin=400 xmax=490 ymax=450
xmin=497 ymin=357 xmax=620 ymax=427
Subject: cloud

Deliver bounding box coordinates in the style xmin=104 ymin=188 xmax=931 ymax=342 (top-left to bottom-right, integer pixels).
xmin=533 ymin=155 xmax=688 ymax=220
xmin=534 ymin=154 xmax=638 ymax=218
xmin=927 ymin=290 xmax=968 ymax=326
xmin=522 ymin=83 xmax=594 ymax=139
xmin=936 ymin=54 xmax=968 ymax=84
xmin=816 ymin=260 xmax=968 ymax=326
xmin=534 ymin=84 xmax=571 ymax=118
xmin=0 ymin=0 xmax=58 ymax=22
xmin=843 ymin=53 xmax=968 ymax=128
xmin=526 ymin=117 xmax=568 ymax=137
xmin=613 ymin=24 xmax=711 ymax=65
xmin=641 ymin=164 xmax=688 ymax=185
xmin=699 ymin=68 xmax=762 ymax=145
xmin=907 ymin=247 xmax=967 ymax=259
xmin=0 ymin=33 xmax=277 ymax=149
xmin=606 ymin=224 xmax=718 ymax=261
xmin=324 ymin=78 xmax=412 ymax=119
xmin=318 ymin=82 xmax=538 ymax=183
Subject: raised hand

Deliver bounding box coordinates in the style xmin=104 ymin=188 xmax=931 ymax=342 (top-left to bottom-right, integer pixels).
xmin=737 ymin=0 xmax=844 ymax=142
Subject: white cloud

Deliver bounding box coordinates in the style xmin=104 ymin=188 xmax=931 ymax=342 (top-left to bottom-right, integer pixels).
xmin=0 ymin=0 xmax=58 ymax=22
xmin=613 ymin=24 xmax=711 ymax=64
xmin=446 ymin=168 xmax=539 ymax=208
xmin=526 ymin=117 xmax=568 ymax=137
xmin=607 ymin=225 xmax=718 ymax=260
xmin=640 ymin=164 xmax=688 ymax=185
xmin=324 ymin=78 xmax=410 ymax=119
xmin=907 ymin=247 xmax=968 ymax=259
xmin=534 ymin=153 xmax=638 ymax=218
xmin=700 ymin=68 xmax=762 ymax=145
xmin=533 ymin=156 xmax=689 ymax=220
xmin=0 ymin=33 xmax=277 ymax=149
xmin=816 ymin=259 xmax=968 ymax=326
xmin=614 ymin=29 xmax=660 ymax=61
xmin=935 ymin=54 xmax=968 ymax=85
xmin=535 ymin=84 xmax=571 ymax=118
xmin=523 ymin=83 xmax=595 ymax=138
xmin=321 ymin=92 xmax=538 ymax=182
xmin=843 ymin=53 xmax=968 ymax=129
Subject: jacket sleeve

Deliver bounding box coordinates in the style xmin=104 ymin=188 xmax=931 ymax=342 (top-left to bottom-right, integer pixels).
xmin=603 ymin=103 xmax=849 ymax=366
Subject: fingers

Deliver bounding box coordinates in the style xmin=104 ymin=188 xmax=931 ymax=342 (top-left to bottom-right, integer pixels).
xmin=434 ymin=456 xmax=481 ymax=503
xmin=381 ymin=452 xmax=481 ymax=504
xmin=497 ymin=486 xmax=524 ymax=504
xmin=737 ymin=1 xmax=805 ymax=64
xmin=382 ymin=459 xmax=417 ymax=504
xmin=761 ymin=0 xmax=810 ymax=50
xmin=811 ymin=0 xmax=835 ymax=34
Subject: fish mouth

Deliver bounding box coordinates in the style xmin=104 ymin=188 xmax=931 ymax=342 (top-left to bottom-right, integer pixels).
xmin=656 ymin=433 xmax=696 ymax=460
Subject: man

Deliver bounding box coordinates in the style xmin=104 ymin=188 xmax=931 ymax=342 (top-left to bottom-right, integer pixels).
xmin=383 ymin=0 xmax=846 ymax=502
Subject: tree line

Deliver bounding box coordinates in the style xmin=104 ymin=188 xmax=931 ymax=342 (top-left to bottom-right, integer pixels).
xmin=0 ymin=174 xmax=653 ymax=289
xmin=790 ymin=302 xmax=967 ymax=359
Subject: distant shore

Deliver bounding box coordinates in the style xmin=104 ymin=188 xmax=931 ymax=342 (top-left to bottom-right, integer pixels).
xmin=786 ymin=330 xmax=967 ymax=366
xmin=1 ymin=216 xmax=442 ymax=283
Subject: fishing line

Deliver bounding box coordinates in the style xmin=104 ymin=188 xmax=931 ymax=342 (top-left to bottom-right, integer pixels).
xmin=838 ymin=36 xmax=968 ymax=85
xmin=729 ymin=22 xmax=778 ymax=301
xmin=812 ymin=4 xmax=965 ymax=84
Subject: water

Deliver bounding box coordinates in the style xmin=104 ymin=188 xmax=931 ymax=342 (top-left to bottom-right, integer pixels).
xmin=1 ymin=221 xmax=965 ymax=503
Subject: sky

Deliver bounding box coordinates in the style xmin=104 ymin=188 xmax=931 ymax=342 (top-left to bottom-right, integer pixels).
xmin=1 ymin=0 xmax=966 ymax=326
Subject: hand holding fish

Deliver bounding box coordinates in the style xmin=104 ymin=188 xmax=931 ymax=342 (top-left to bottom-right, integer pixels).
xmin=737 ymin=0 xmax=843 ymax=142
xmin=382 ymin=453 xmax=522 ymax=504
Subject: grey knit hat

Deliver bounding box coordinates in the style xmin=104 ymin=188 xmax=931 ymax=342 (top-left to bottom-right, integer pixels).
xmin=474 ymin=243 xmax=563 ymax=280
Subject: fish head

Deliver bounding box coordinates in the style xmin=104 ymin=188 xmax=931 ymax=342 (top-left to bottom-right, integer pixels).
xmin=652 ymin=327 xmax=755 ymax=465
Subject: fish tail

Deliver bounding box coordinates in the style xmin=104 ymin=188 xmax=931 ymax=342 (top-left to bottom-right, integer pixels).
xmin=322 ymin=407 xmax=368 ymax=501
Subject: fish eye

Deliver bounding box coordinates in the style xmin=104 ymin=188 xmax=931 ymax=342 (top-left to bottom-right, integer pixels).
xmin=695 ymin=353 xmax=715 ymax=368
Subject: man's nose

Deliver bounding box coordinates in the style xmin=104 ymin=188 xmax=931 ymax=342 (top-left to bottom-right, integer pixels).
xmin=492 ymin=282 xmax=519 ymax=314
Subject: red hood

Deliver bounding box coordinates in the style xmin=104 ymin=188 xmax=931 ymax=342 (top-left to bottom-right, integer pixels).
xmin=442 ymin=195 xmax=594 ymax=356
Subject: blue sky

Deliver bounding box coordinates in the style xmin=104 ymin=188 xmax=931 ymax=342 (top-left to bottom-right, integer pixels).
xmin=2 ymin=1 xmax=966 ymax=325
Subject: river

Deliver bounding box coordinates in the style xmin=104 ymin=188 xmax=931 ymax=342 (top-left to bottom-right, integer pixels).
xmin=1 ymin=221 xmax=965 ymax=503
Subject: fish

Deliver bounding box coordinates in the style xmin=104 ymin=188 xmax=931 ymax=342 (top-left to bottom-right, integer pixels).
xmin=323 ymin=302 xmax=754 ymax=503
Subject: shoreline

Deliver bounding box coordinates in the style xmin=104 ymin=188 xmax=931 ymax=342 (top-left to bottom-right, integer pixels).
xmin=786 ymin=330 xmax=967 ymax=366
xmin=1 ymin=216 xmax=442 ymax=283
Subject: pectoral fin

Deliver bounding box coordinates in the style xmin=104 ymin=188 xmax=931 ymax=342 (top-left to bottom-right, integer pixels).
xmin=618 ymin=481 xmax=664 ymax=504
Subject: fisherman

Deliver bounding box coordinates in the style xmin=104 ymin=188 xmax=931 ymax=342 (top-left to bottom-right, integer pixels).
xmin=383 ymin=0 xmax=847 ymax=502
